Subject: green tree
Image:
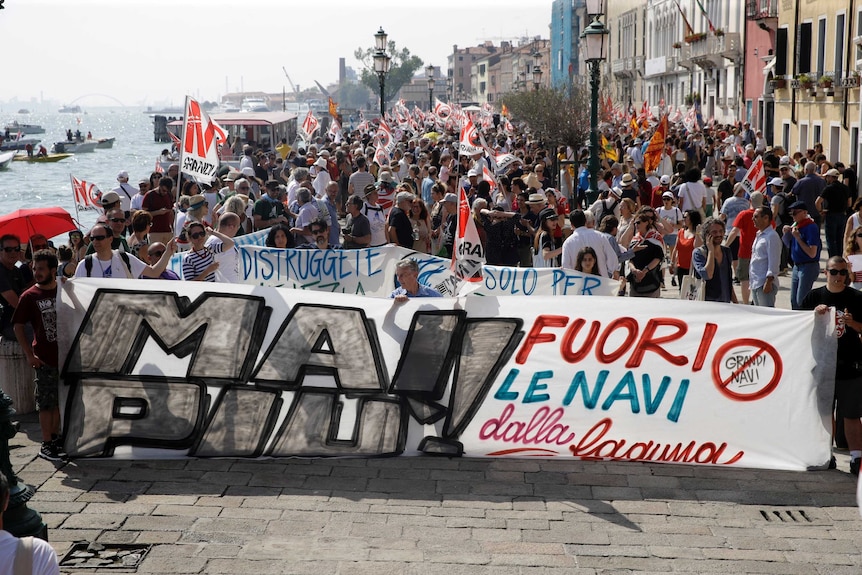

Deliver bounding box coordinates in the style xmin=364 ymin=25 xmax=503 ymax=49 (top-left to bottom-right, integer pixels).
xmin=336 ymin=82 xmax=375 ymax=111
xmin=501 ymin=87 xmax=591 ymax=150
xmin=354 ymin=42 xmax=423 ymax=108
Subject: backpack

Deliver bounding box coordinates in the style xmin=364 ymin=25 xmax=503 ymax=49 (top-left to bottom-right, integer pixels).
xmin=775 ymin=190 xmax=796 ymax=226
xmin=85 ymin=252 xmax=133 ymax=278
xmin=595 ymin=197 xmax=619 ymax=226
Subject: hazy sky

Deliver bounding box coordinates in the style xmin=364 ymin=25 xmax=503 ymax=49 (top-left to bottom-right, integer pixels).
xmin=0 ymin=0 xmax=551 ymax=107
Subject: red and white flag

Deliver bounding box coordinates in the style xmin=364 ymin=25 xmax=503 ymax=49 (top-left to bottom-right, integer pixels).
xmin=70 ymin=175 xmax=102 ymax=212
xmin=301 ymin=110 xmax=319 ymax=141
xmin=328 ymin=118 xmax=342 ymax=143
xmin=434 ymin=98 xmax=451 ymax=122
xmin=740 ymin=155 xmax=767 ymax=196
xmin=458 ymin=118 xmax=483 ymax=156
xmin=482 ymin=165 xmax=497 ymax=194
xmin=451 ymin=186 xmax=484 ymax=283
xmin=180 ymin=96 xmax=226 ymax=182
xmin=376 ymin=119 xmax=395 ymax=155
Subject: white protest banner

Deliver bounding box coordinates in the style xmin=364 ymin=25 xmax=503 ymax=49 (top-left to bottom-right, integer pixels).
xmin=57 ymin=280 xmax=834 ymax=471
xmin=179 ymin=96 xmax=226 ymax=183
xmin=233 ymin=244 xmax=617 ymax=297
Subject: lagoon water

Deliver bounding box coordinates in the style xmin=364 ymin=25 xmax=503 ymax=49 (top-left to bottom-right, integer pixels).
xmin=0 ymin=108 xmax=168 ymax=240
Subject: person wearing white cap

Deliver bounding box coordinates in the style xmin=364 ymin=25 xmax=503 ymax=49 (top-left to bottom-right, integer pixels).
xmin=312 ymin=156 xmax=331 ymax=198
xmin=112 ymin=170 xmax=137 ymax=214
xmin=817 ymin=168 xmax=851 ymax=258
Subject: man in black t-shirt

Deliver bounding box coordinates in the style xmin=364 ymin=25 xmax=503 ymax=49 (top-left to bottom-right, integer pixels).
xmin=801 ymin=256 xmax=862 ymax=476
xmin=0 ymin=234 xmax=33 ymax=339
xmin=388 ymin=191 xmax=415 ymax=248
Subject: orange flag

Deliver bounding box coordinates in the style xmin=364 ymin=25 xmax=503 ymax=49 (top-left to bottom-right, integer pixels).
xmin=328 ymin=97 xmax=338 ymax=118
xmin=643 ymin=115 xmax=668 ymax=173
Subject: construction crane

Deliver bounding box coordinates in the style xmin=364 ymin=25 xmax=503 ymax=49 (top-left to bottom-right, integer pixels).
xmin=282 ymin=67 xmax=302 ymax=101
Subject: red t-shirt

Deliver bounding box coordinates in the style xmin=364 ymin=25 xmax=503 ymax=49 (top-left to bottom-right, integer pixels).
xmin=733 ymin=208 xmax=758 ymax=259
xmin=11 ymin=284 xmax=58 ymax=367
xmin=142 ymin=190 xmax=174 ymax=233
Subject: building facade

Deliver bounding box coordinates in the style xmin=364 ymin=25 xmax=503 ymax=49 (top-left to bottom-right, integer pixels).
xmin=773 ymin=0 xmax=861 ymax=164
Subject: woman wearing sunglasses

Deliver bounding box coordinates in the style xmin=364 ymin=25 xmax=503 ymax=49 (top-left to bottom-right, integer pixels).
xmin=181 ymin=222 xmax=235 ymax=282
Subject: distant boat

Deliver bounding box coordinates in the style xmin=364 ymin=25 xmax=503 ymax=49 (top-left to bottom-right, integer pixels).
xmin=53 ymin=141 xmax=96 ymax=153
xmin=13 ymin=153 xmax=73 ymax=163
xmin=0 ymin=150 xmax=14 ymax=169
xmin=3 ymin=121 xmax=45 ymax=135
xmin=94 ymin=137 xmax=115 ymax=149
xmin=59 ymin=105 xmax=82 ymax=113
xmin=0 ymin=135 xmax=41 ymax=152
xmin=17 ymin=109 xmax=29 ymax=114
xmin=241 ymin=97 xmax=270 ymax=113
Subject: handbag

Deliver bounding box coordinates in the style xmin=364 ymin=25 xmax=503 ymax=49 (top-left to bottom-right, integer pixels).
xmin=679 ymin=271 xmax=705 ymax=301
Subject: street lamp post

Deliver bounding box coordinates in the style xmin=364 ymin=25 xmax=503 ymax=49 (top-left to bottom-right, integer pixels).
xmin=580 ymin=0 xmax=609 ymax=206
xmin=426 ymin=64 xmax=435 ymax=113
xmin=532 ymin=63 xmax=543 ymax=91
xmin=373 ymin=27 xmax=390 ymax=118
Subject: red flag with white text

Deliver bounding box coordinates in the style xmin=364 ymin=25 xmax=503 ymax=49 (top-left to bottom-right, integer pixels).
xmin=740 ymin=155 xmax=767 ymax=196
xmin=179 ymin=96 xmax=226 ymax=182
xmin=451 ymin=186 xmax=485 ymax=282
xmin=301 ymin=110 xmax=319 ymax=141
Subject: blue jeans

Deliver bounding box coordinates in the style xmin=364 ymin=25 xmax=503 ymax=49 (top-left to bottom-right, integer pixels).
xmin=790 ymin=262 xmax=819 ymax=309
xmin=824 ymin=212 xmax=848 ymax=258
xmin=752 ymin=285 xmax=777 ymax=308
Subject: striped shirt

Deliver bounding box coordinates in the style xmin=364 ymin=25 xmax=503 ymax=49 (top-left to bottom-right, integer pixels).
xmin=182 ymin=244 xmax=223 ymax=282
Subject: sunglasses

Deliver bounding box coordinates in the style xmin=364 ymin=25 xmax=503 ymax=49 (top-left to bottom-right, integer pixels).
xmin=2 ymin=246 xmax=21 ymax=253
xmin=827 ymin=269 xmax=849 ymax=276
xmin=90 ymin=235 xmax=109 ymax=241
xmin=189 ymin=231 xmax=206 ymax=240
xmin=110 ymin=218 xmax=125 ymax=223
xmin=149 ymin=250 xmax=165 ymax=258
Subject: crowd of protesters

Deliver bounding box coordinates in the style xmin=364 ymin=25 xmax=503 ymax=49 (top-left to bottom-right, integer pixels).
xmin=2 ymin=110 xmax=862 ymax=473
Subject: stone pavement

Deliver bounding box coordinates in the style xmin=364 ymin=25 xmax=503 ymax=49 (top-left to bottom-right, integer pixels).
xmin=6 ymin=231 xmax=859 ymax=574
xmin=6 ymin=412 xmax=861 ymax=575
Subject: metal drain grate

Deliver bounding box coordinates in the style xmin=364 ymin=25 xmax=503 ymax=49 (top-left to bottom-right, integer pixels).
xmin=60 ymin=542 xmax=152 ymax=569
xmin=759 ymin=509 xmax=813 ymax=523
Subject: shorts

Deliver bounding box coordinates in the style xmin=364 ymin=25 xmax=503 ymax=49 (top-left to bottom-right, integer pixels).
xmin=836 ymin=375 xmax=862 ymax=418
xmin=727 ymin=236 xmax=740 ymax=260
xmin=34 ymin=365 xmax=60 ymax=411
xmin=736 ymin=258 xmax=750 ymax=282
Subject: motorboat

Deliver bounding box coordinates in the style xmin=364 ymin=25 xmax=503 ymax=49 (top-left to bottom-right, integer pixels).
xmin=0 ymin=150 xmax=14 ymax=169
xmin=241 ymin=97 xmax=270 ymax=113
xmin=59 ymin=105 xmax=82 ymax=113
xmin=0 ymin=135 xmax=41 ymax=151
xmin=3 ymin=121 xmax=45 ymax=135
xmin=94 ymin=137 xmax=115 ymax=149
xmin=53 ymin=141 xmax=97 ymax=153
xmin=13 ymin=153 xmax=73 ymax=163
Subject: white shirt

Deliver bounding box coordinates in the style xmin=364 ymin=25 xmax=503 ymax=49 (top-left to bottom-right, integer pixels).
xmin=312 ymin=171 xmax=331 ymax=199
xmin=561 ymin=227 xmax=619 ymax=278
xmin=130 ymin=192 xmax=146 ymax=212
xmin=0 ymin=530 xmax=60 ymax=575
xmin=363 ymin=201 xmax=387 ymax=247
xmin=206 ymin=235 xmax=239 ymax=283
xmin=74 ymin=251 xmax=147 ymax=279
xmin=112 ymin=183 xmax=137 ymax=213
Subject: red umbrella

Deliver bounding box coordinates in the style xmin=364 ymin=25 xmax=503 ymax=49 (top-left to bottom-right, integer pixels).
xmin=0 ymin=207 xmax=77 ymax=242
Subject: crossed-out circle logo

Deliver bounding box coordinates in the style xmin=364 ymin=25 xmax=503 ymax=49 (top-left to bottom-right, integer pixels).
xmin=711 ymin=338 xmax=783 ymax=402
